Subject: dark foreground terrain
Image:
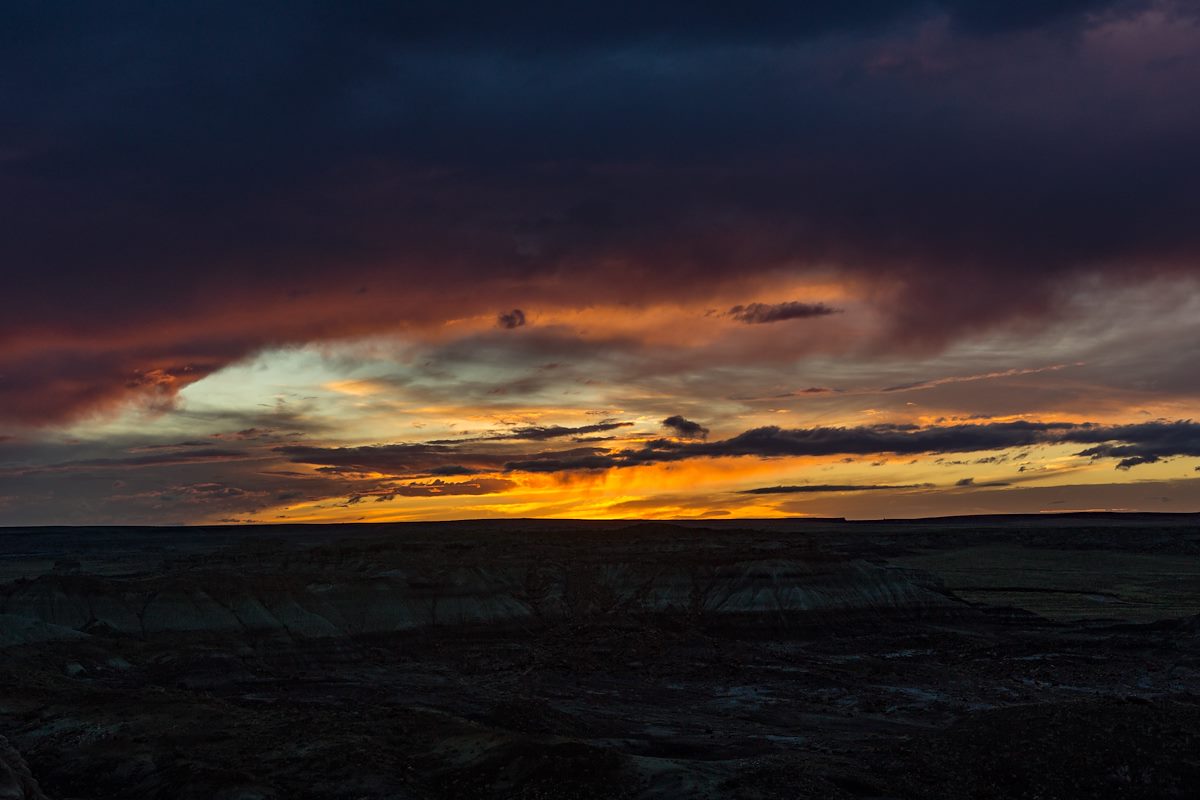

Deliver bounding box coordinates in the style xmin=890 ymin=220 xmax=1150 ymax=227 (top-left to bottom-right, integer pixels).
xmin=1 ymin=514 xmax=1198 ymax=799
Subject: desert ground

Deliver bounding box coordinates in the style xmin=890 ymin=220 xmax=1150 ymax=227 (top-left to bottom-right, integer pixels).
xmin=1 ymin=514 xmax=1198 ymax=799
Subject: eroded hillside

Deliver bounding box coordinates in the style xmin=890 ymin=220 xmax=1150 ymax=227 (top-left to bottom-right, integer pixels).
xmin=0 ymin=517 xmax=1198 ymax=798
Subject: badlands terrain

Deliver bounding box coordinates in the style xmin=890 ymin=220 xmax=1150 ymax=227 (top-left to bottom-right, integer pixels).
xmin=0 ymin=514 xmax=1198 ymax=799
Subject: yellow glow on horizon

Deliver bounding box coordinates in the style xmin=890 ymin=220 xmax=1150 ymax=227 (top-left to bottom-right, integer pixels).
xmin=213 ymin=435 xmax=1187 ymax=525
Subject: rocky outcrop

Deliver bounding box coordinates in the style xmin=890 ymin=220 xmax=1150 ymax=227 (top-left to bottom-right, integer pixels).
xmin=0 ymin=736 xmax=48 ymax=800
xmin=0 ymin=614 xmax=86 ymax=647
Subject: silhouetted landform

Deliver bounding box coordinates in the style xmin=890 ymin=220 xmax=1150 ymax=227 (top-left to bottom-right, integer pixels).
xmin=1 ymin=514 xmax=1198 ymax=798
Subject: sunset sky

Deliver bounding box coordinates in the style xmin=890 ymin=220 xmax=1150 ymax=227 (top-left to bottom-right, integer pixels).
xmin=3 ymin=1 xmax=1200 ymax=525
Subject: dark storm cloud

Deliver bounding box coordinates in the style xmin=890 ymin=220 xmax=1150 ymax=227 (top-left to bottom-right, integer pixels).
xmin=0 ymin=349 xmax=236 ymax=428
xmin=4 ymin=1 xmax=1130 ymax=66
xmin=497 ymin=309 xmax=527 ymax=329
xmin=740 ymin=483 xmax=933 ymax=494
xmin=324 ymin=1 xmax=1147 ymax=47
xmin=727 ymin=302 xmax=840 ymax=324
xmin=661 ymin=416 xmax=710 ymax=439
xmin=4 ymin=0 xmax=1199 ymax=425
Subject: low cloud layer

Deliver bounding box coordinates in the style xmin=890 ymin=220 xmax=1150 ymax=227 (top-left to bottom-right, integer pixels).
xmin=4 ymin=414 xmax=1199 ymax=524
xmin=279 ymin=419 xmax=1200 ymax=477
xmin=628 ymin=421 xmax=1200 ymax=469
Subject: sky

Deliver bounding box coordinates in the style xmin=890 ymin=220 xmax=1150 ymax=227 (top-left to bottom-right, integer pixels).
xmin=3 ymin=0 xmax=1200 ymax=525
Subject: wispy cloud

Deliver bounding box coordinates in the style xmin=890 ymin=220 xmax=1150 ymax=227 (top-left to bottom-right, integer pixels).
xmin=740 ymin=483 xmax=934 ymax=494
xmin=727 ymin=302 xmax=840 ymax=324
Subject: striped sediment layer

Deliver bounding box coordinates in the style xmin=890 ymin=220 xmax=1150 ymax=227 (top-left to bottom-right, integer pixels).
xmin=0 ymin=559 xmax=961 ymax=642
